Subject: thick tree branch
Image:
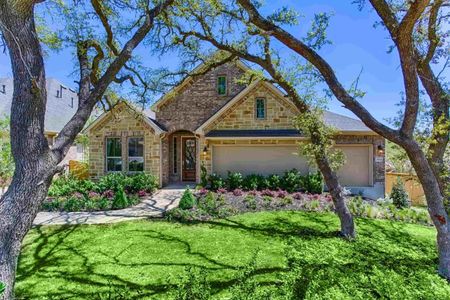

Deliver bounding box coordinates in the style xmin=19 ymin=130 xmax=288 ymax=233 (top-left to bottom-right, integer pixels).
xmin=236 ymin=0 xmax=400 ymax=142
xmin=52 ymin=0 xmax=174 ymax=160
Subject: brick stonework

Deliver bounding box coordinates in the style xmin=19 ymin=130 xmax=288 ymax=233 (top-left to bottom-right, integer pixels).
xmin=155 ymin=62 xmax=246 ymax=133
xmin=88 ymin=105 xmax=161 ymax=184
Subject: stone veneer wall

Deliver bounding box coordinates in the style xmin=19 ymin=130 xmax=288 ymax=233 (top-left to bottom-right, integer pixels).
xmin=204 ymin=83 xmax=298 ymax=132
xmin=88 ymin=106 xmax=161 ymax=183
xmin=155 ymin=62 xmax=247 ymax=133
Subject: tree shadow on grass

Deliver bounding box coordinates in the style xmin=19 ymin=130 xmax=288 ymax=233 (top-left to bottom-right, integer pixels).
xmin=16 ymin=212 xmax=441 ymax=299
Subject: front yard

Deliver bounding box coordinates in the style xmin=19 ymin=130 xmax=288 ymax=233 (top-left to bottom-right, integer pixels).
xmin=17 ymin=211 xmax=450 ymax=299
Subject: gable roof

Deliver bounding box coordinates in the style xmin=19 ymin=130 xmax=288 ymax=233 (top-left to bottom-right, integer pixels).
xmin=195 ymin=79 xmax=374 ymax=135
xmin=151 ymin=59 xmax=250 ymax=112
xmin=84 ymin=101 xmax=166 ymax=135
xmin=0 ymin=77 xmax=79 ymax=133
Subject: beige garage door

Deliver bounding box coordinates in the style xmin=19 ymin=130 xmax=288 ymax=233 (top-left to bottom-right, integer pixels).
xmin=336 ymin=145 xmax=373 ymax=187
xmin=212 ymin=145 xmax=309 ymax=177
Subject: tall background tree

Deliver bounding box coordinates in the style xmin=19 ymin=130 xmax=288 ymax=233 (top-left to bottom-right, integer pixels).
xmin=231 ymin=0 xmax=450 ymax=279
xmin=0 ymin=0 xmax=174 ymax=298
xmin=162 ymin=0 xmax=356 ymax=238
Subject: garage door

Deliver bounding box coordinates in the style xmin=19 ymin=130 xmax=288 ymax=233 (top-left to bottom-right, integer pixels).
xmin=212 ymin=145 xmax=309 ymax=177
xmin=336 ymin=145 xmax=372 ymax=187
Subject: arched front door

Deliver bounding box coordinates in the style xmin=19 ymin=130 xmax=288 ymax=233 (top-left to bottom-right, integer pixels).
xmin=182 ymin=137 xmax=196 ymax=181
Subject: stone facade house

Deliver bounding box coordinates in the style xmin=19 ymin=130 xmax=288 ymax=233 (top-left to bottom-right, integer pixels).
xmin=86 ymin=61 xmax=385 ymax=199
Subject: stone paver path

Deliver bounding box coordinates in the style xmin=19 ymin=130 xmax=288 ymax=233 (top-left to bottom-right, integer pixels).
xmin=33 ymin=187 xmax=185 ymax=226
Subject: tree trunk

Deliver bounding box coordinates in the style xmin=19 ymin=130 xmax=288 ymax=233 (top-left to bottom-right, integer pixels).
xmin=315 ymin=153 xmax=355 ymax=238
xmin=406 ymin=144 xmax=450 ymax=279
xmin=0 ymin=3 xmax=56 ymax=299
xmin=0 ymin=167 xmax=53 ymax=299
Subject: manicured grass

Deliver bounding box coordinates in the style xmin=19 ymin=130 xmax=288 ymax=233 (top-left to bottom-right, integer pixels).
xmin=16 ymin=211 xmax=450 ymax=299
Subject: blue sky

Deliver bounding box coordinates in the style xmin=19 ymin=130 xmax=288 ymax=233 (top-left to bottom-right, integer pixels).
xmin=0 ymin=1 xmax=447 ymax=123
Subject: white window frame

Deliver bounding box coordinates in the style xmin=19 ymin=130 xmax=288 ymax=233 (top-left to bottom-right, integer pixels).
xmin=127 ymin=136 xmax=144 ymax=172
xmin=105 ymin=137 xmax=123 ymax=172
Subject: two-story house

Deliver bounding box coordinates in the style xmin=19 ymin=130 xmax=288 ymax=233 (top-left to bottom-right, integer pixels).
xmin=86 ymin=60 xmax=385 ymax=199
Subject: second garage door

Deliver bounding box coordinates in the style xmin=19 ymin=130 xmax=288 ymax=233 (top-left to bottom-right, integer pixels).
xmin=212 ymin=145 xmax=309 ymax=177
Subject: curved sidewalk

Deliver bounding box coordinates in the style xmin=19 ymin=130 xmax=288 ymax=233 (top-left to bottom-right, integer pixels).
xmin=33 ymin=187 xmax=184 ymax=226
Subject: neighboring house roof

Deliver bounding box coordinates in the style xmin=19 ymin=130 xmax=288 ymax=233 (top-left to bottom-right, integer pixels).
xmin=151 ymin=59 xmax=250 ymax=112
xmin=195 ymin=79 xmax=374 ymax=135
xmin=0 ymin=77 xmax=78 ymax=133
xmin=205 ymin=129 xmax=304 ymax=138
xmin=84 ymin=101 xmax=166 ymax=135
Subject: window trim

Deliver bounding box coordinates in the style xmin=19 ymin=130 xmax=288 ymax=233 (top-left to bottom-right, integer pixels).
xmin=105 ymin=137 xmax=123 ymax=173
xmin=127 ymin=136 xmax=145 ymax=173
xmin=255 ymin=98 xmax=266 ymax=120
xmin=217 ymin=75 xmax=227 ymax=96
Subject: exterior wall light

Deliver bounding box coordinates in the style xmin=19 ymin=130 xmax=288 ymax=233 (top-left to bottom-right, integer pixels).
xmin=377 ymin=145 xmax=385 ymax=155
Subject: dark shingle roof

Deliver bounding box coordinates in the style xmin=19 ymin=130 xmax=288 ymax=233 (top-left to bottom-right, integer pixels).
xmin=205 ymin=129 xmax=304 ymax=138
xmin=323 ymin=111 xmax=371 ymax=132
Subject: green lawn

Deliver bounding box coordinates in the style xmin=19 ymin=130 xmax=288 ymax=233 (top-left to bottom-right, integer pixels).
xmin=16 ymin=211 xmax=450 ymax=299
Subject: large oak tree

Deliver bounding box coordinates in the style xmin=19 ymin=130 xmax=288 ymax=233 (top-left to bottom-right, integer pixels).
xmin=231 ymin=0 xmax=450 ymax=279
xmin=0 ymin=0 xmax=174 ymax=298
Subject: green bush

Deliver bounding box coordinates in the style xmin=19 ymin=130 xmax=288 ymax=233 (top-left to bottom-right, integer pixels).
xmin=97 ymin=173 xmax=131 ymax=192
xmin=300 ymin=171 xmax=324 ymax=194
xmin=266 ymin=174 xmax=281 ymax=190
xmin=179 ymin=189 xmax=196 ymax=210
xmin=48 ymin=175 xmax=97 ymax=197
xmin=200 ymin=162 xmax=208 ymax=188
xmin=112 ymin=187 xmax=129 ymax=209
xmin=390 ymin=178 xmax=410 ymax=208
xmin=243 ymin=174 xmax=266 ymax=191
xmin=127 ymin=173 xmax=158 ymax=193
xmin=282 ymin=169 xmax=301 ymax=193
xmin=227 ymin=171 xmax=243 ymax=190
xmin=208 ymin=174 xmax=225 ymax=191
xmin=174 ymin=267 xmax=211 ymax=300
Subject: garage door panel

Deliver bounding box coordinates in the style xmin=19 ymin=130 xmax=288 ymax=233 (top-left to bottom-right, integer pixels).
xmin=336 ymin=145 xmax=372 ymax=187
xmin=212 ymin=145 xmax=308 ymax=177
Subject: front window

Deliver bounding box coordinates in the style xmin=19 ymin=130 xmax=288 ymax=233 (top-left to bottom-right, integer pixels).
xmin=128 ymin=137 xmax=144 ymax=172
xmin=256 ymin=98 xmax=266 ymax=119
xmin=106 ymin=137 xmax=122 ymax=172
xmin=217 ymin=76 xmax=227 ymax=95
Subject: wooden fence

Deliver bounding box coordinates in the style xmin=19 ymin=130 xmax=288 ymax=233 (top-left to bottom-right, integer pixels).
xmin=386 ymin=172 xmax=426 ymax=206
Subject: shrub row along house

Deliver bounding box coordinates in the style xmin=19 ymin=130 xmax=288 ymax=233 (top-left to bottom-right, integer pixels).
xmin=85 ymin=60 xmax=385 ymax=199
xmin=0 ymin=77 xmax=85 ymax=164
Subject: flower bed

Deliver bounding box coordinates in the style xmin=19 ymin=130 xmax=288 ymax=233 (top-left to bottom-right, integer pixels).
xmin=42 ymin=173 xmax=158 ymax=212
xmin=166 ymin=188 xmax=334 ymax=222
xmin=167 ymin=188 xmax=432 ymax=226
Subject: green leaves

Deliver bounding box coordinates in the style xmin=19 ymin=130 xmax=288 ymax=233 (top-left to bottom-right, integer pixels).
xmin=0 ymin=281 xmax=5 ymax=296
xmin=303 ymin=12 xmax=333 ymax=50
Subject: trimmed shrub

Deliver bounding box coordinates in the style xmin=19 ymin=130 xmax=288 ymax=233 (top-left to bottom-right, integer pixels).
xmin=179 ymin=189 xmax=196 ymax=210
xmin=266 ymin=174 xmax=281 ymax=190
xmin=112 ymin=186 xmax=128 ymax=209
xmin=282 ymin=169 xmax=301 ymax=193
xmin=227 ymin=172 xmax=243 ymax=190
xmin=391 ymin=177 xmax=410 ymax=208
xmin=208 ymin=174 xmax=225 ymax=191
xmin=243 ymin=174 xmax=266 ymax=191
xmin=300 ymin=172 xmax=324 ymax=194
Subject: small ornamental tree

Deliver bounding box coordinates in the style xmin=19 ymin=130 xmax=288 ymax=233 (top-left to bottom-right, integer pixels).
xmin=391 ymin=178 xmax=411 ymax=209
xmin=179 ymin=189 xmax=196 ymax=210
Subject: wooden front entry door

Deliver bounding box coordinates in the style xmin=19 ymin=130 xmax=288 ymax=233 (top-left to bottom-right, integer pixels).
xmin=182 ymin=138 xmax=196 ymax=181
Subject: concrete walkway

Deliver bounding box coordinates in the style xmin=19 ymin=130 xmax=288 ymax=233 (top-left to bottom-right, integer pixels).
xmin=33 ymin=186 xmax=186 ymax=226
